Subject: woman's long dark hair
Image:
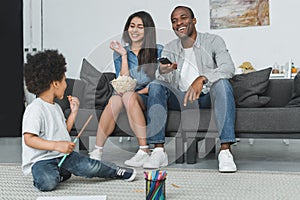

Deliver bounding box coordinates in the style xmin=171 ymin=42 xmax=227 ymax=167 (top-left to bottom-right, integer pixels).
xmin=122 ymin=11 xmax=158 ymax=79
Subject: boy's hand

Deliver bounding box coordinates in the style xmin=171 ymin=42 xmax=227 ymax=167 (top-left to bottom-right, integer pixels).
xmin=68 ymin=95 xmax=79 ymax=113
xmin=54 ymin=141 xmax=76 ymax=154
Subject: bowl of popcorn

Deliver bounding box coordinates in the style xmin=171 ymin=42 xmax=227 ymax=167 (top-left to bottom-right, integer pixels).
xmin=111 ymin=75 xmax=137 ymax=93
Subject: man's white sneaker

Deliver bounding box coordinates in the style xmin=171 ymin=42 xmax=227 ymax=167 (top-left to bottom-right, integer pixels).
xmin=124 ymin=149 xmax=150 ymax=167
xmin=143 ymin=147 xmax=168 ymax=169
xmin=88 ymin=149 xmax=102 ymax=161
xmin=218 ymin=149 xmax=237 ymax=173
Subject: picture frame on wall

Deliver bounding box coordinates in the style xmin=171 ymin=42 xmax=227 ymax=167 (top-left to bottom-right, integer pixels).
xmin=210 ymin=0 xmax=270 ymax=29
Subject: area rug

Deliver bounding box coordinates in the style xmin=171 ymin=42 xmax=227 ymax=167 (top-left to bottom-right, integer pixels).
xmin=1 ymin=164 xmax=300 ymax=200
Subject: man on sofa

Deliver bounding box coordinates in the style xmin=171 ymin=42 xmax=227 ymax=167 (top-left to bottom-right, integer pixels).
xmin=144 ymin=5 xmax=237 ymax=172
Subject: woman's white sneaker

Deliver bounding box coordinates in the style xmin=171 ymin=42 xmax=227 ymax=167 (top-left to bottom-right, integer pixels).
xmin=88 ymin=149 xmax=103 ymax=161
xmin=124 ymin=149 xmax=150 ymax=167
xmin=143 ymin=147 xmax=168 ymax=169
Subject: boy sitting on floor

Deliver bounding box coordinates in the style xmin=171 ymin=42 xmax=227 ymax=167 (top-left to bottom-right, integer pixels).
xmin=22 ymin=49 xmax=136 ymax=191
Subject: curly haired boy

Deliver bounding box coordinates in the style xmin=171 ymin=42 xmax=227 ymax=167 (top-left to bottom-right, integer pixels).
xmin=22 ymin=49 xmax=136 ymax=191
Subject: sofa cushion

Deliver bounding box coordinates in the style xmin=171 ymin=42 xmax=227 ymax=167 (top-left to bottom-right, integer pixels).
xmin=181 ymin=107 xmax=300 ymax=134
xmin=80 ymin=58 xmax=115 ymax=109
xmin=229 ymin=67 xmax=272 ymax=108
xmin=286 ymin=72 xmax=300 ymax=107
xmin=235 ymin=107 xmax=300 ymax=133
xmin=181 ymin=109 xmax=218 ymax=133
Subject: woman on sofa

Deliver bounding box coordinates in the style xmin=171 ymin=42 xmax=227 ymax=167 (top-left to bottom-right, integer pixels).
xmin=89 ymin=11 xmax=163 ymax=168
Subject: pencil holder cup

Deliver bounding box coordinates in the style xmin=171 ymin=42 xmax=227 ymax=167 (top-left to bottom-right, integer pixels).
xmin=145 ymin=178 xmax=166 ymax=200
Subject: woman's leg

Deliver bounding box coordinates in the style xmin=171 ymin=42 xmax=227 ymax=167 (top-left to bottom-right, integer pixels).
xmin=90 ymin=95 xmax=123 ymax=160
xmin=122 ymin=92 xmax=148 ymax=152
xmin=95 ymin=95 xmax=123 ymax=147
xmin=121 ymin=92 xmax=150 ymax=167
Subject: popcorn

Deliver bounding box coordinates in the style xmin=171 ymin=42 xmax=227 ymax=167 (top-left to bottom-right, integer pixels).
xmin=111 ymin=75 xmax=137 ymax=93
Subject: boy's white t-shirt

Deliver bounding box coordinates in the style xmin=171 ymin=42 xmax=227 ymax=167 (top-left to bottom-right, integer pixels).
xmin=22 ymin=98 xmax=71 ymax=175
xmin=178 ymin=47 xmax=200 ymax=92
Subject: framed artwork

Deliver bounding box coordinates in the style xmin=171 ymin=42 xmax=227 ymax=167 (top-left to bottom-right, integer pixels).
xmin=210 ymin=0 xmax=270 ymax=29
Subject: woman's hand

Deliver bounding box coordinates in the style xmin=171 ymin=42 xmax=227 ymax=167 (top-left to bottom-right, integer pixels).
xmin=136 ymin=87 xmax=148 ymax=94
xmin=110 ymin=40 xmax=127 ymax=56
xmin=115 ymin=91 xmax=124 ymax=97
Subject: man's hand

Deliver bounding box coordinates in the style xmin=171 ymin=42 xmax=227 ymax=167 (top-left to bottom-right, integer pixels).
xmin=183 ymin=76 xmax=207 ymax=106
xmin=159 ymin=62 xmax=177 ymax=74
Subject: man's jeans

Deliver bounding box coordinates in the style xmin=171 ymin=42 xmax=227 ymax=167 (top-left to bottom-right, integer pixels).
xmin=146 ymin=79 xmax=236 ymax=144
xmin=31 ymin=151 xmax=117 ymax=191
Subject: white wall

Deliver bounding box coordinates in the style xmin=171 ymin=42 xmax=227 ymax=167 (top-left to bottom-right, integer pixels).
xmin=26 ymin=0 xmax=300 ymax=78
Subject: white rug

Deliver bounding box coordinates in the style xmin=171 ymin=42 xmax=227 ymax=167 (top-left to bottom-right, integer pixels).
xmin=2 ymin=164 xmax=300 ymax=200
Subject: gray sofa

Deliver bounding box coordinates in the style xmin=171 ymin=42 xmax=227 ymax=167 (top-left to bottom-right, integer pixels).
xmin=56 ymin=75 xmax=300 ymax=164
